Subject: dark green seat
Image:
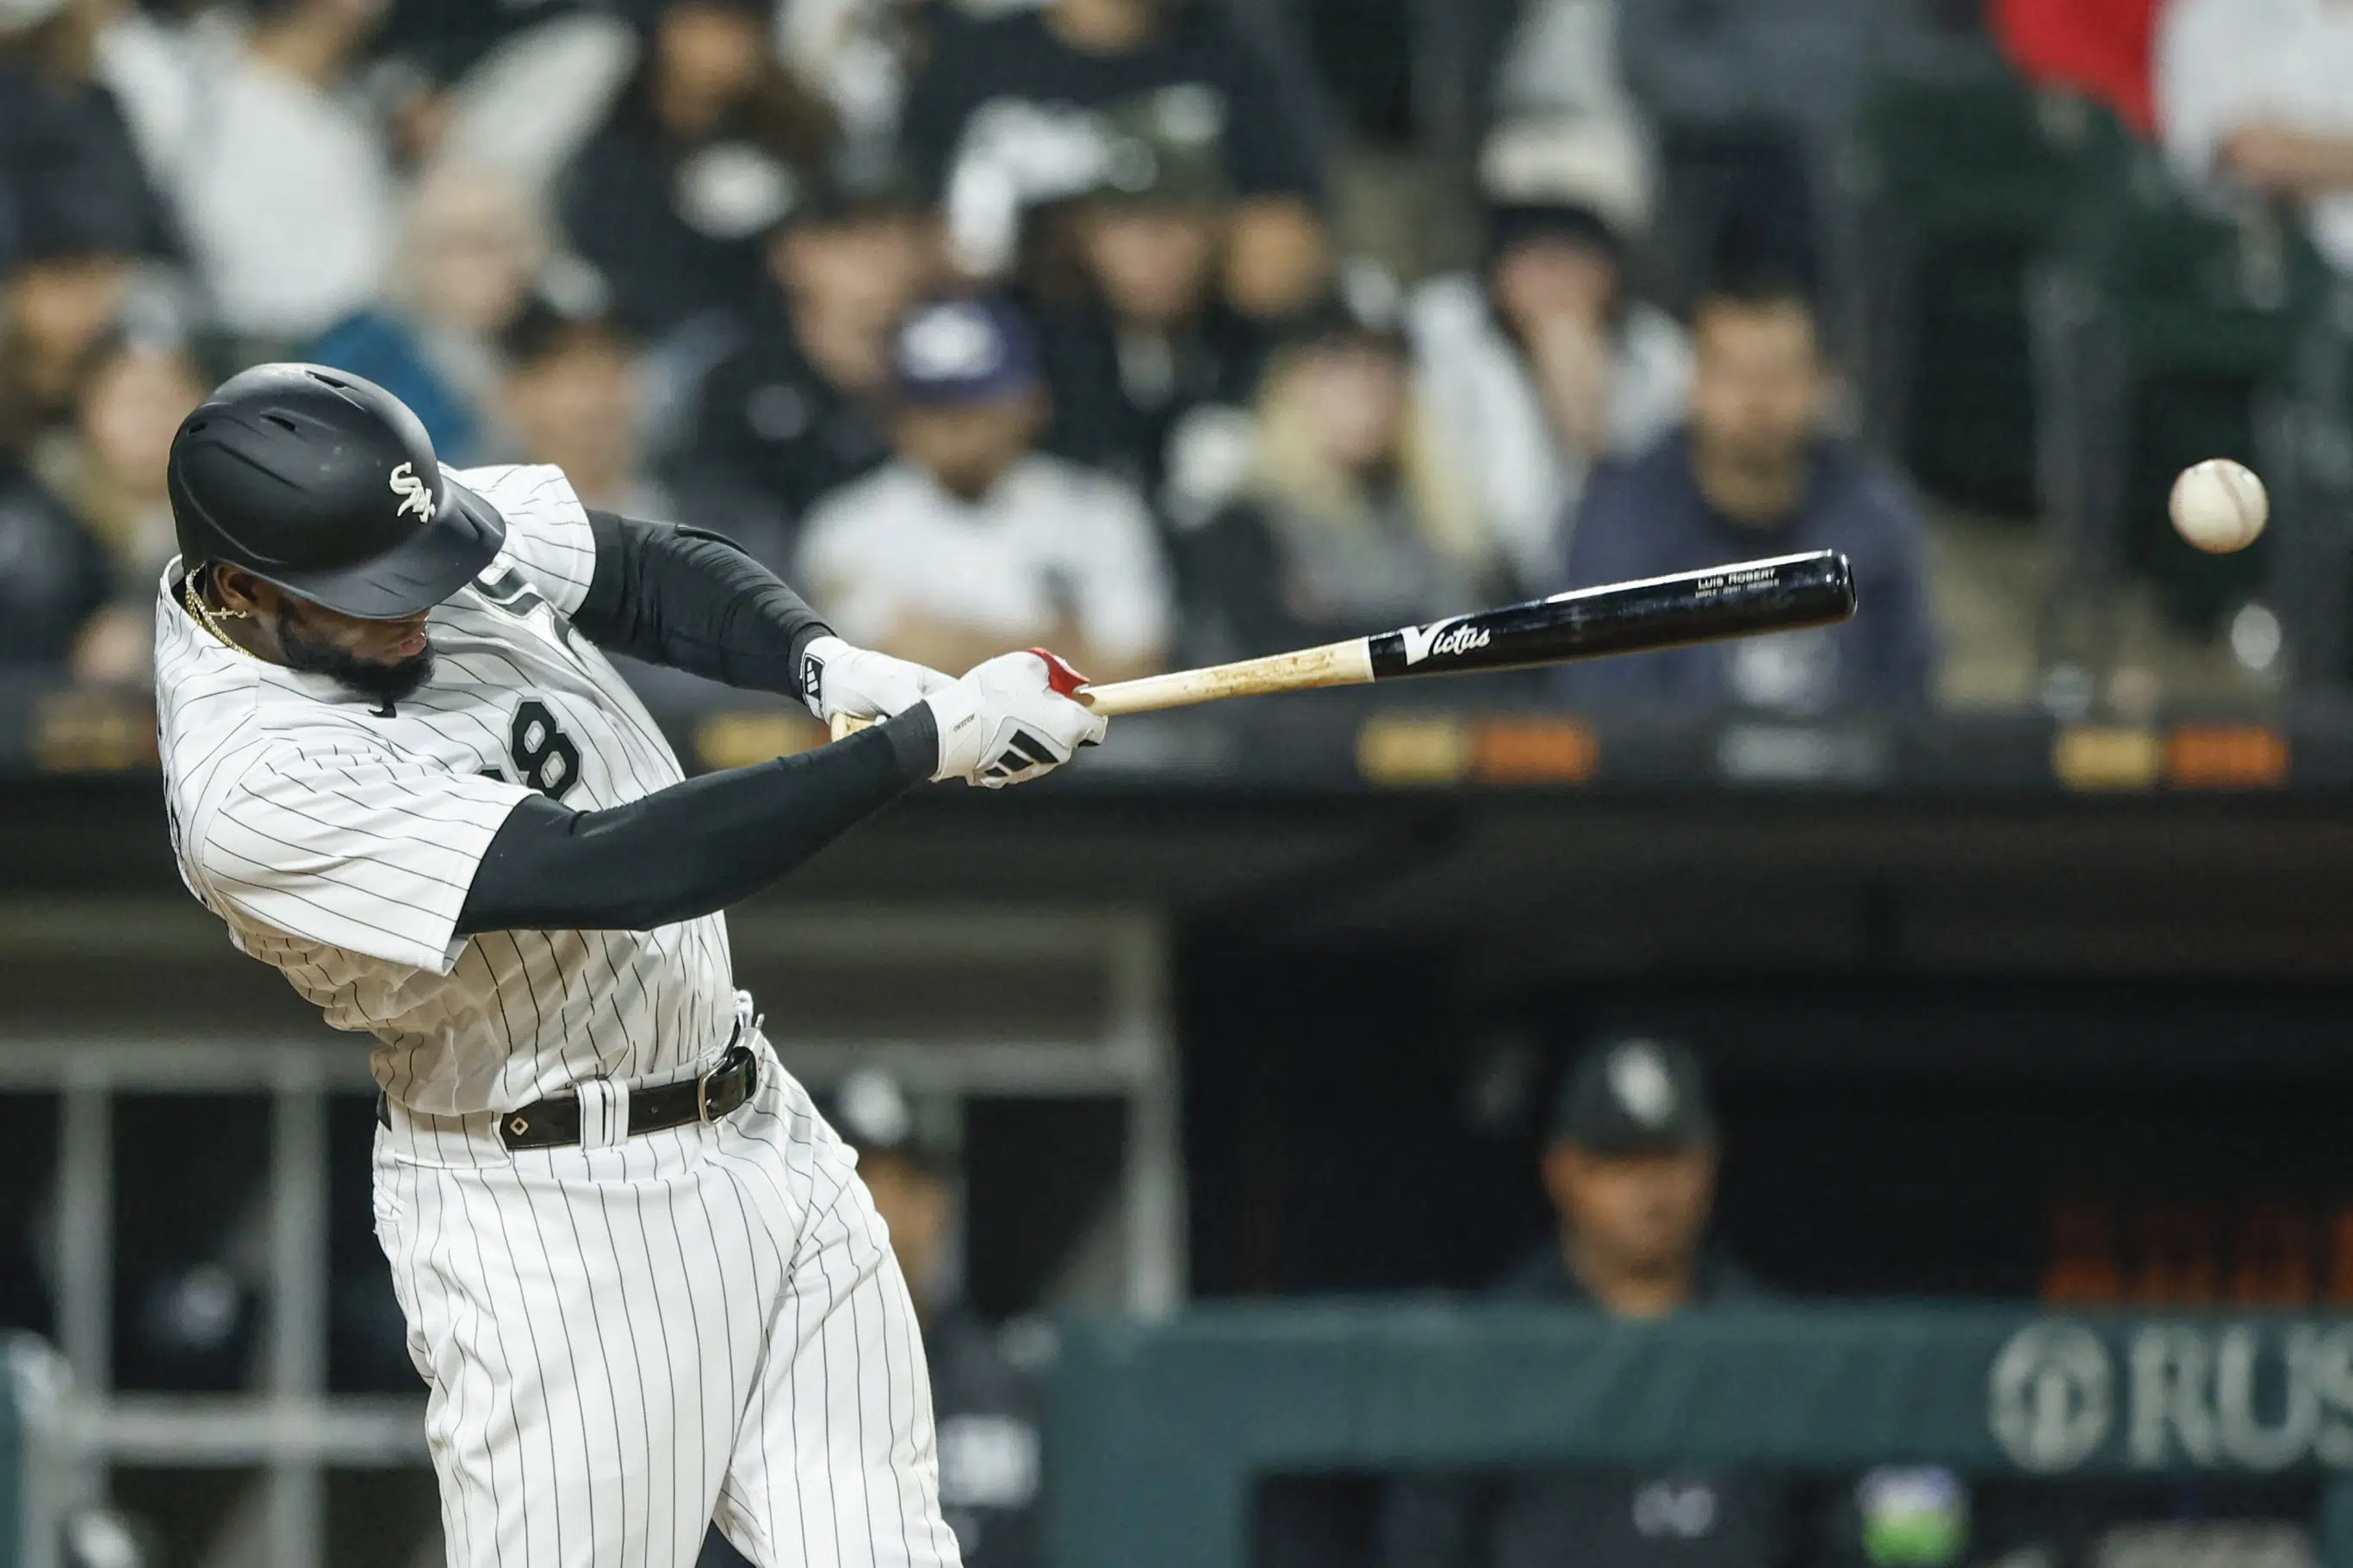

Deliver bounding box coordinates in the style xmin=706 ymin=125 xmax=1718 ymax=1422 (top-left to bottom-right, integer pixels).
xmin=1851 ymin=71 xmax=2114 ymax=512
xmin=2037 ymin=140 xmax=2331 ymax=631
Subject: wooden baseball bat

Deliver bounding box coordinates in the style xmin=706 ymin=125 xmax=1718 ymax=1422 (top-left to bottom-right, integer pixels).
xmin=829 ymin=549 xmax=1856 ymax=740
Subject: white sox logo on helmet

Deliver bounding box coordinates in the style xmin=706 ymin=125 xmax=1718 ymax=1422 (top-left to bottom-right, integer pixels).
xmin=388 ymin=461 xmax=437 ymax=523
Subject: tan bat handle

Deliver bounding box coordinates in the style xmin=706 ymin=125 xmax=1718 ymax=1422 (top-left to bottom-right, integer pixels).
xmin=826 ymin=639 xmax=1375 ymax=741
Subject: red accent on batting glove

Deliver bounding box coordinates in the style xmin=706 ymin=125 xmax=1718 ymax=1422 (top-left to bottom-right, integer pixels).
xmin=1025 ymin=648 xmax=1091 ymax=700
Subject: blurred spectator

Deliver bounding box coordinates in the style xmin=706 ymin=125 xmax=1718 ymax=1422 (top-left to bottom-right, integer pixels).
xmin=2157 ymin=0 xmax=2353 ymax=276
xmin=1180 ymin=285 xmax=1497 ymax=660
xmin=84 ymin=0 xmax=215 ymax=202
xmin=31 ymin=329 xmax=207 ymax=683
xmin=1379 ymin=1036 xmax=1791 ymax=1568
xmin=378 ymin=0 xmax=612 ymax=89
xmin=560 ymin=0 xmax=839 ymax=338
xmin=172 ymin=0 xmax=397 ymax=343
xmin=797 ymin=295 xmax=1172 ymax=679
xmin=0 ymin=201 xmax=141 ymax=457
xmin=670 ymin=161 xmax=930 ymax=528
xmin=1028 ymin=93 xmax=1269 ymax=517
xmin=0 ymin=0 xmax=174 ymax=262
xmin=498 ymin=296 xmax=794 ymax=708
xmin=1612 ymin=0 xmax=1928 ymax=296
xmin=0 ymin=456 xmax=110 ymax=672
xmin=1410 ymin=119 xmax=1689 ymax=596
xmin=305 ymin=163 xmax=549 ymax=467
xmin=423 ymin=3 xmax=641 ymax=201
xmin=1487 ymin=0 xmax=1643 ymax=133
xmin=775 ymin=0 xmax=953 ymax=154
xmin=1617 ymin=0 xmax=1904 ymax=146
xmin=495 ymin=302 xmax=666 ymax=517
xmin=1993 ymin=0 xmax=2160 ymax=136
xmin=902 ymin=0 xmax=1332 ymax=319
xmin=1557 ymin=279 xmax=1934 ymax=712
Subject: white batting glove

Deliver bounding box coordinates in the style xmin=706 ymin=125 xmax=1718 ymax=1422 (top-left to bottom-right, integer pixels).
xmin=800 ymin=635 xmax=952 ymax=724
xmin=922 ymin=649 xmax=1107 ymax=788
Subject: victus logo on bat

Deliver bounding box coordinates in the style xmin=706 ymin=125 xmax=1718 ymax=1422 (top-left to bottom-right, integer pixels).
xmin=1400 ymin=617 xmax=1493 ymax=666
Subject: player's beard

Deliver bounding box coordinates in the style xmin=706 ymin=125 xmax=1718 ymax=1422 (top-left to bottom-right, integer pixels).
xmin=277 ymin=616 xmax=436 ymax=707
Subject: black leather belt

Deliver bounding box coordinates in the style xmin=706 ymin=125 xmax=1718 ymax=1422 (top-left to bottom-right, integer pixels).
xmin=374 ymin=1042 xmax=760 ymax=1151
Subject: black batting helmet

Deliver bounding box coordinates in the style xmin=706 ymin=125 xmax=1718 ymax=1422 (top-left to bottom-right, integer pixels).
xmin=168 ymin=363 xmax=506 ymax=619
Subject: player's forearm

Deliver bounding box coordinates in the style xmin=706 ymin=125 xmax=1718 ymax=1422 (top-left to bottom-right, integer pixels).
xmin=575 ymin=509 xmax=831 ymax=700
xmin=456 ymin=709 xmax=937 ymax=933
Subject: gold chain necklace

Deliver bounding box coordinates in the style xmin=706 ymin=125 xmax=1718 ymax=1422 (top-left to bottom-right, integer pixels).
xmin=183 ymin=571 xmax=258 ymax=660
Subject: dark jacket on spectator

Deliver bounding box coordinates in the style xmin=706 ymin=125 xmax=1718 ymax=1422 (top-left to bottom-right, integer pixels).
xmin=559 ymin=68 xmax=833 ymax=338
xmin=902 ymin=4 xmax=1328 ymax=208
xmin=667 ymin=294 xmax=894 ymax=529
xmin=561 ymin=120 xmax=770 ymax=337
xmin=0 ymin=463 xmax=112 ymax=668
xmin=1033 ymin=295 xmax=1268 ymax=507
xmin=0 ymin=59 xmax=174 ymax=270
xmin=1555 ymin=430 xmax=1935 ymax=711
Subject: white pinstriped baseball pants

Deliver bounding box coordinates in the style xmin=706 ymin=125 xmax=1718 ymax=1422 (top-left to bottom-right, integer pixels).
xmin=370 ymin=1032 xmax=965 ymax=1568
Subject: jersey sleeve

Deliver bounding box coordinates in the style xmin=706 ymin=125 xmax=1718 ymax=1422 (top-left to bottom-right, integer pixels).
xmin=194 ymin=742 xmax=537 ymax=975
xmin=448 ymin=463 xmax=599 ymax=617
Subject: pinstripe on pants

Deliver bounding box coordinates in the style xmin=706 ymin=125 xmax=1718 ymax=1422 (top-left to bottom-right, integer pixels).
xmin=373 ymin=1033 xmax=965 ymax=1568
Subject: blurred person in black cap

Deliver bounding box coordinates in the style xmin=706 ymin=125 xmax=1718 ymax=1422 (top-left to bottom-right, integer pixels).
xmin=1555 ymin=275 xmax=1935 ymax=714
xmin=1027 ymin=90 xmax=1270 ymax=521
xmin=559 ymin=0 xmax=841 ymax=339
xmin=669 ymin=157 xmax=934 ymax=529
xmin=1176 ymin=268 xmax=1499 ymax=662
xmin=796 ymin=294 xmax=1172 ymax=679
xmin=1406 ymin=118 xmax=1691 ymax=597
xmin=901 ymin=0 xmax=1331 ymax=319
xmin=1377 ymin=1034 xmax=1792 ymax=1568
xmin=700 ymin=1068 xmax=1045 ymax=1568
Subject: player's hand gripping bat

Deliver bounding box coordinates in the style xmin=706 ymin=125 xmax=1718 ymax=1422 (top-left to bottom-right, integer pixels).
xmin=829 ymin=549 xmax=1857 ymax=741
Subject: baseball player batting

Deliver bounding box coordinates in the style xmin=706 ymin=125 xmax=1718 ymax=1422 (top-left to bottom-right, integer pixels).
xmin=154 ymin=364 xmax=1103 ymax=1566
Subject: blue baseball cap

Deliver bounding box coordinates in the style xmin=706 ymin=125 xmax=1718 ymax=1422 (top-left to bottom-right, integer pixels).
xmin=892 ymin=297 xmax=1043 ymax=407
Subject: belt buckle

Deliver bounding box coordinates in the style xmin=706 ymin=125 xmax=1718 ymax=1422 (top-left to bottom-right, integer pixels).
xmin=697 ymin=1066 xmax=717 ymax=1125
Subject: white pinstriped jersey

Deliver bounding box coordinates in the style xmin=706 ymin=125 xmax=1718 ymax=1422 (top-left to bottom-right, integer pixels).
xmin=155 ymin=463 xmax=739 ymax=1117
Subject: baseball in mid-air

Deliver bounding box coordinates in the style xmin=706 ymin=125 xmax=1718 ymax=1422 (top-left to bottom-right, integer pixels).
xmin=2169 ymin=458 xmax=2269 ymax=554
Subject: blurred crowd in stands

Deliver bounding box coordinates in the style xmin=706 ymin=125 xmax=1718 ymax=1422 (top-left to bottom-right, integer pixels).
xmin=2 ymin=0 xmax=2348 ymax=717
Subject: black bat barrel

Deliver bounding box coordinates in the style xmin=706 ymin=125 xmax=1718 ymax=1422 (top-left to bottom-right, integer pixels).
xmin=1363 ymin=550 xmax=1857 ymax=682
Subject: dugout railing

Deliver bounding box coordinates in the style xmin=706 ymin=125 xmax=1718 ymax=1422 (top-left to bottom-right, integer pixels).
xmin=0 ymin=902 xmax=1178 ymax=1568
xmin=1050 ymin=1302 xmax=2353 ymax=1568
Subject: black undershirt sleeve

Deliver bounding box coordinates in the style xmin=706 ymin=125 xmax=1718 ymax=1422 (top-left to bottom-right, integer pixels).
xmin=456 ymin=710 xmax=939 ymax=934
xmin=458 ymin=507 xmax=933 ymax=933
xmin=572 ymin=508 xmax=830 ymax=699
